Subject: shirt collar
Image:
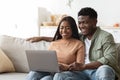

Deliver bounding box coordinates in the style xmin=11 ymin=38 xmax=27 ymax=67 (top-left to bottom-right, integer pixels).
xmin=80 ymin=27 xmax=101 ymax=42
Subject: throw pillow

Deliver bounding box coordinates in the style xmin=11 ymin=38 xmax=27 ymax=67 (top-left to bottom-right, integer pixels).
xmin=0 ymin=48 xmax=15 ymax=73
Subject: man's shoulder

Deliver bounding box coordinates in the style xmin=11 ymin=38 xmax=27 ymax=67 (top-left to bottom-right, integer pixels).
xmin=99 ymin=28 xmax=112 ymax=36
xmin=96 ymin=28 xmax=114 ymax=41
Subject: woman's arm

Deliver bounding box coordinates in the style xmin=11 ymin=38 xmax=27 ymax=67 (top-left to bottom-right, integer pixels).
xmin=68 ymin=43 xmax=85 ymax=71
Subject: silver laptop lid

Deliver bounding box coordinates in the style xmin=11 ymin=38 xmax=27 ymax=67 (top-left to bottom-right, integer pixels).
xmin=26 ymin=50 xmax=60 ymax=72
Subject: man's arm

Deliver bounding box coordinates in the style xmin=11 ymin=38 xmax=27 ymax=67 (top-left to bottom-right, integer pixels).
xmin=83 ymin=35 xmax=115 ymax=70
xmin=26 ymin=36 xmax=53 ymax=42
xmin=84 ymin=61 xmax=102 ymax=69
xmin=68 ymin=61 xmax=102 ymax=71
xmin=82 ymin=35 xmax=116 ymax=70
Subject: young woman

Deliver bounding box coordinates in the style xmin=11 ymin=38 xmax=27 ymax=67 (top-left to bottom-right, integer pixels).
xmin=26 ymin=16 xmax=85 ymax=80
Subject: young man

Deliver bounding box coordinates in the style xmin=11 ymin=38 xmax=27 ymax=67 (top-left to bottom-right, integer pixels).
xmin=27 ymin=7 xmax=120 ymax=80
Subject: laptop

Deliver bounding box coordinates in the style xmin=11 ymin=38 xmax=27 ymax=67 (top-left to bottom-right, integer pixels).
xmin=25 ymin=50 xmax=60 ymax=72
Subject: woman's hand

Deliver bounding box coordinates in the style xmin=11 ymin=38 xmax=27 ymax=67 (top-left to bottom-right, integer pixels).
xmin=59 ymin=63 xmax=69 ymax=71
xmin=68 ymin=62 xmax=85 ymax=71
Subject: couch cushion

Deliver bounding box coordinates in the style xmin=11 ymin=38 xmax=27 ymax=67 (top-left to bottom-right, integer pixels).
xmin=0 ymin=35 xmax=50 ymax=72
xmin=0 ymin=48 xmax=15 ymax=73
xmin=0 ymin=72 xmax=27 ymax=80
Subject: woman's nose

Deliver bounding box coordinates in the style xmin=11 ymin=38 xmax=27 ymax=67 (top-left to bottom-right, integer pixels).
xmin=62 ymin=28 xmax=67 ymax=32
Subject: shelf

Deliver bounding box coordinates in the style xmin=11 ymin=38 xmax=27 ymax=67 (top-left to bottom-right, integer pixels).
xmin=39 ymin=26 xmax=120 ymax=43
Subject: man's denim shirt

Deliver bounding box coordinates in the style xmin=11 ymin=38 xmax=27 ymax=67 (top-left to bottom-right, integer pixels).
xmin=79 ymin=27 xmax=120 ymax=79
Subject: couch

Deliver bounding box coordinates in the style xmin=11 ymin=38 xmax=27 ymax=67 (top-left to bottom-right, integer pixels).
xmin=0 ymin=35 xmax=50 ymax=80
xmin=0 ymin=35 xmax=120 ymax=80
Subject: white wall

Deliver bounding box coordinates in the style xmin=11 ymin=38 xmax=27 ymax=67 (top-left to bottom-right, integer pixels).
xmin=0 ymin=0 xmax=120 ymax=38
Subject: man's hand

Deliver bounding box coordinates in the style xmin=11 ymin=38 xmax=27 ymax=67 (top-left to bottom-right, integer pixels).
xmin=26 ymin=37 xmax=42 ymax=42
xmin=26 ymin=37 xmax=53 ymax=42
xmin=68 ymin=62 xmax=85 ymax=71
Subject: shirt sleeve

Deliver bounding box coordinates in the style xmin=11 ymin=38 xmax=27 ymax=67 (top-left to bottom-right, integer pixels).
xmin=97 ymin=34 xmax=118 ymax=66
xmin=76 ymin=42 xmax=85 ymax=64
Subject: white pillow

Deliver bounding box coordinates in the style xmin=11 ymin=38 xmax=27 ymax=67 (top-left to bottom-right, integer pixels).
xmin=0 ymin=35 xmax=50 ymax=72
xmin=0 ymin=48 xmax=15 ymax=73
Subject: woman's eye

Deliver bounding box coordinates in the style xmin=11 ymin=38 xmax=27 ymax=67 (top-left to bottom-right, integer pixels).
xmin=66 ymin=27 xmax=71 ymax=29
xmin=60 ymin=27 xmax=63 ymax=29
xmin=60 ymin=26 xmax=71 ymax=29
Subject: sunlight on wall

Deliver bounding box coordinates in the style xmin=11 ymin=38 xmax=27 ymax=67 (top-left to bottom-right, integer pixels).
xmin=0 ymin=0 xmax=38 ymax=38
xmin=0 ymin=0 xmax=71 ymax=38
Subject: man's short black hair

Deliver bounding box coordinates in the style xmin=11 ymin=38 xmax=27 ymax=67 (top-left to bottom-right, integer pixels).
xmin=78 ymin=7 xmax=98 ymax=19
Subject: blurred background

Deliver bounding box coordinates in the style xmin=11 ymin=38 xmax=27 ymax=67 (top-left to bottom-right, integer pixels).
xmin=0 ymin=0 xmax=120 ymax=38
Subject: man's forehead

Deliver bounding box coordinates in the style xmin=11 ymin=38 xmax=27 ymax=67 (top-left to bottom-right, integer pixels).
xmin=78 ymin=16 xmax=89 ymax=21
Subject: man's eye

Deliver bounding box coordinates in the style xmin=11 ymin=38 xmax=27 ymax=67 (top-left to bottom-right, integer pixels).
xmin=84 ymin=21 xmax=88 ymax=24
xmin=78 ymin=22 xmax=81 ymax=24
